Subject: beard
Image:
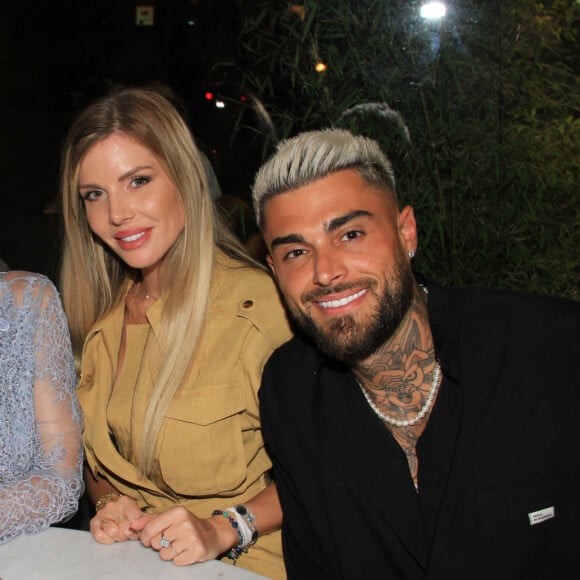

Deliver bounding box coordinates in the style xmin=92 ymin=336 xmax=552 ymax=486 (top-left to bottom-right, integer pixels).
xmin=285 ymin=258 xmax=415 ymax=364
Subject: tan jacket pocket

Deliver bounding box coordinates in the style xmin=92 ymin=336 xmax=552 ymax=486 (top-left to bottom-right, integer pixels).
xmin=158 ymin=384 xmax=247 ymax=495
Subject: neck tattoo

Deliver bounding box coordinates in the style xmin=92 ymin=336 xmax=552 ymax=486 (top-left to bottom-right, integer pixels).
xmin=356 ymin=362 xmax=442 ymax=428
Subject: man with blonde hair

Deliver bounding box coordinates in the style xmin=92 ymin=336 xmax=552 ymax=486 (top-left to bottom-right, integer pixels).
xmin=252 ymin=128 xmax=580 ymax=579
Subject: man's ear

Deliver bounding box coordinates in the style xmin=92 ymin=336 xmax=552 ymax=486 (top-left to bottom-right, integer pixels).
xmin=398 ymin=205 xmax=418 ymax=253
xmin=266 ymin=254 xmax=278 ymax=280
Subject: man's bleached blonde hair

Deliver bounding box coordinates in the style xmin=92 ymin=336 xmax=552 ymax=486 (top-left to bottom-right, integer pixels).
xmin=252 ymin=128 xmax=397 ymax=228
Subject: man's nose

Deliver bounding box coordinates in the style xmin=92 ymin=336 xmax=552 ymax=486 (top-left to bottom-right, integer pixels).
xmin=312 ymin=247 xmax=347 ymax=287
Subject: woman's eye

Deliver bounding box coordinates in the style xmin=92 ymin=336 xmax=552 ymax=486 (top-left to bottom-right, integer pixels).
xmin=80 ymin=189 xmax=105 ymax=202
xmin=131 ymin=175 xmax=151 ymax=187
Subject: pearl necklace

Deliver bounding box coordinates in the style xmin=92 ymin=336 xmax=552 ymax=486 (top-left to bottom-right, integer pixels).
xmin=356 ymin=362 xmax=442 ymax=428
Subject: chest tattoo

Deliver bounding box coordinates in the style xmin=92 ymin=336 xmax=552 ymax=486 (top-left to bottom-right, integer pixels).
xmin=356 ymin=297 xmax=438 ymax=489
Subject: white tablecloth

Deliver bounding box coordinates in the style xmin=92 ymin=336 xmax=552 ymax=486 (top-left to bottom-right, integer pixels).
xmin=0 ymin=527 xmax=269 ymax=579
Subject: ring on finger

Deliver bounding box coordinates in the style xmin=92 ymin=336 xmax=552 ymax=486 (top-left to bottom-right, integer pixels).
xmin=160 ymin=533 xmax=172 ymax=549
xmin=101 ymin=519 xmax=110 ymax=526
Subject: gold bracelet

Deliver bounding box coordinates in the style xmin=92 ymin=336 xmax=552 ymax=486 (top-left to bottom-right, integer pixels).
xmin=95 ymin=491 xmax=123 ymax=512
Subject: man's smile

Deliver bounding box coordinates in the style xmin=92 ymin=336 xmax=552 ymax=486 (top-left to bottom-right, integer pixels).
xmin=316 ymin=288 xmax=368 ymax=309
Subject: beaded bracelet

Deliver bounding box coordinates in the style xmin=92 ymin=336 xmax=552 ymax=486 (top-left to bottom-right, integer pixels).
xmin=95 ymin=491 xmax=123 ymax=512
xmin=212 ymin=509 xmax=244 ymax=561
xmin=213 ymin=504 xmax=259 ymax=562
xmin=233 ymin=504 xmax=258 ymax=547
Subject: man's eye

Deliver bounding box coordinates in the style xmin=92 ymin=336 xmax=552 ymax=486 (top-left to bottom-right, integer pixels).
xmin=284 ymin=248 xmax=307 ymax=260
xmin=341 ymin=230 xmax=363 ymax=241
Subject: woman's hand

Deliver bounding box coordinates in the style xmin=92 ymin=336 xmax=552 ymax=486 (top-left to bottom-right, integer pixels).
xmin=130 ymin=506 xmax=238 ymax=566
xmin=90 ymin=494 xmax=145 ymax=544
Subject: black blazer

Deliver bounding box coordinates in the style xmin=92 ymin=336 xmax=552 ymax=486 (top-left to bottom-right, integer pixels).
xmin=260 ymin=282 xmax=580 ymax=579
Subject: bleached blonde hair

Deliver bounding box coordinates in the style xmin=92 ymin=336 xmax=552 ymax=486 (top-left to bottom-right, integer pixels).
xmin=60 ymin=87 xmax=255 ymax=476
xmin=252 ymin=128 xmax=397 ymax=228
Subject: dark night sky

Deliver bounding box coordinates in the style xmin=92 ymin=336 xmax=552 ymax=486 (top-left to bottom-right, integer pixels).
xmin=0 ymin=1 xmax=249 ymax=205
xmin=0 ymin=1 xmax=264 ymax=278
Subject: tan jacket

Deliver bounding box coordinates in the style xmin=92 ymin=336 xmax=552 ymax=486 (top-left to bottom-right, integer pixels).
xmin=78 ymin=256 xmax=292 ymax=578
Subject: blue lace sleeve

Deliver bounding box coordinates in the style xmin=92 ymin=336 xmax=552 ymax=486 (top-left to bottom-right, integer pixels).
xmin=0 ymin=272 xmax=84 ymax=544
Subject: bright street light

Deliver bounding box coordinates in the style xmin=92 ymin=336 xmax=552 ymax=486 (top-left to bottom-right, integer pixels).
xmin=420 ymin=2 xmax=447 ymax=20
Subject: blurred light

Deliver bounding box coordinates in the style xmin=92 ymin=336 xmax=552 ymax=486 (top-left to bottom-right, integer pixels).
xmin=205 ymin=92 xmax=214 ymax=100
xmin=420 ymin=2 xmax=447 ymax=19
xmin=215 ymin=100 xmax=225 ymax=109
xmin=240 ymin=95 xmax=247 ymax=103
xmin=289 ymin=4 xmax=306 ymax=21
xmin=315 ymin=62 xmax=327 ymax=73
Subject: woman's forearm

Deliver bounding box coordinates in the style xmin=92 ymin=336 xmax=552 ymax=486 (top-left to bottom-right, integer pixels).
xmin=84 ymin=463 xmax=119 ymax=506
xmin=243 ymin=482 xmax=283 ymax=535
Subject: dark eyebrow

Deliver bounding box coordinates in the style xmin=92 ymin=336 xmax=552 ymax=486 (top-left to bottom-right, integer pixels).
xmin=324 ymin=210 xmax=372 ymax=233
xmin=270 ymin=233 xmax=306 ymax=249
xmin=270 ymin=210 xmax=373 ymax=248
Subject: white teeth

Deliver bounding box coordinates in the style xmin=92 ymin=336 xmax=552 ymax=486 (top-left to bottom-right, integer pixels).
xmin=318 ymin=288 xmax=366 ymax=309
xmin=121 ymin=232 xmax=145 ymax=242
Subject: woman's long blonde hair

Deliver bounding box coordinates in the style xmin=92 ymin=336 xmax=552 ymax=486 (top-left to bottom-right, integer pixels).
xmin=60 ymin=87 xmax=257 ymax=476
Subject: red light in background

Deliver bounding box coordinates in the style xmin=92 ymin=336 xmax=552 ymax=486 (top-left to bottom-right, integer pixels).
xmin=205 ymin=92 xmax=214 ymax=100
xmin=240 ymin=95 xmax=247 ymax=102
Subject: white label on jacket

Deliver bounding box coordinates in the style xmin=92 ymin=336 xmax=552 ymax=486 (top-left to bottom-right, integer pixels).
xmin=528 ymin=506 xmax=555 ymax=525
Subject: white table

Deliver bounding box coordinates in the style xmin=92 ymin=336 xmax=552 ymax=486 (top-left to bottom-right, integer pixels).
xmin=0 ymin=527 xmax=269 ymax=579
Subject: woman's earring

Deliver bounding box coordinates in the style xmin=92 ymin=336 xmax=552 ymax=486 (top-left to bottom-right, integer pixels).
xmin=408 ymin=249 xmax=416 ymax=259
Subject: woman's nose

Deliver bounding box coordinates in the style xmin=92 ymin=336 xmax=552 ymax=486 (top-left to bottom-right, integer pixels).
xmin=108 ymin=194 xmax=134 ymax=225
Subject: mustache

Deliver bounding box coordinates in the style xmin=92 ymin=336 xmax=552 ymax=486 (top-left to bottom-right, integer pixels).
xmin=302 ymin=279 xmax=377 ymax=303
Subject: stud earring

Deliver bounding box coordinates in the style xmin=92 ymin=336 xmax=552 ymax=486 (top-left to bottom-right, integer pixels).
xmin=408 ymin=250 xmax=416 ymax=259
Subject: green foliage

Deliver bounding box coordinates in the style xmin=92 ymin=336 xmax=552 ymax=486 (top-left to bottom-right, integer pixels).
xmin=235 ymin=0 xmax=579 ymax=300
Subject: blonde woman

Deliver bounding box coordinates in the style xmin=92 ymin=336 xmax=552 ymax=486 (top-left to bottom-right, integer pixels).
xmin=60 ymin=88 xmax=291 ymax=579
